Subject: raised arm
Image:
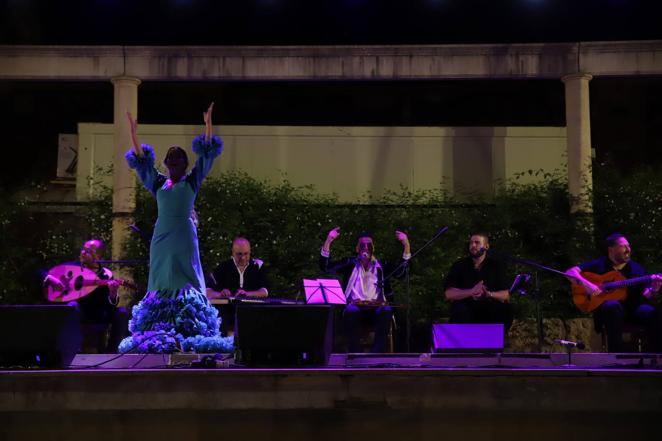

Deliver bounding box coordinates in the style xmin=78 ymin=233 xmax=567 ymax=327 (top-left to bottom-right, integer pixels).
xmin=189 ymin=102 xmax=224 ymax=192
xmin=204 ymin=102 xmax=213 ymax=142
xmin=396 ymin=230 xmax=411 ymax=257
xmin=386 ymin=230 xmax=412 ymax=279
xmin=319 ymin=227 xmax=344 ymax=273
xmin=322 ymin=227 xmax=340 ymax=255
xmin=124 ymin=112 xmax=163 ymax=195
xmin=127 ymin=112 xmax=143 ymax=156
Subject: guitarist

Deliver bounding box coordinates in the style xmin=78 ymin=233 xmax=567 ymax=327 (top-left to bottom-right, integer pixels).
xmin=43 ymin=239 xmax=129 ymax=353
xmin=566 ymin=233 xmax=662 ymax=352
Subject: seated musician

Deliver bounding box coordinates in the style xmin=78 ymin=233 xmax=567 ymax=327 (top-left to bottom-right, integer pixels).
xmin=319 ymin=227 xmax=411 ymax=353
xmin=42 ymin=239 xmax=130 ymax=353
xmin=566 ymin=233 xmax=662 ymax=352
xmin=444 ymin=232 xmax=513 ymax=333
xmin=206 ymin=236 xmax=270 ymax=335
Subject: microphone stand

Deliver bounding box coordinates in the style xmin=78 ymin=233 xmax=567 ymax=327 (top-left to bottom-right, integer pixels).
xmin=493 ymin=252 xmax=568 ymax=353
xmin=129 ymin=224 xmax=151 ymax=247
xmin=381 ymin=226 xmax=449 ymax=352
xmin=532 ymin=271 xmax=543 ymax=353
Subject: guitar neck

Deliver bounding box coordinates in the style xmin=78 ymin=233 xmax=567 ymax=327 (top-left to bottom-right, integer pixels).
xmin=603 ymin=275 xmax=653 ymax=291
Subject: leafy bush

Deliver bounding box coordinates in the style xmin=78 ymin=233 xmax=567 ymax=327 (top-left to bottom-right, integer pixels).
xmin=4 ymin=165 xmax=661 ymax=344
xmin=127 ymin=169 xmax=584 ymax=325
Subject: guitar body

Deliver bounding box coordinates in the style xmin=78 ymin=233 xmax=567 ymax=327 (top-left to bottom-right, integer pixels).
xmin=44 ymin=264 xmax=134 ymax=302
xmin=571 ymin=271 xmax=628 ymax=313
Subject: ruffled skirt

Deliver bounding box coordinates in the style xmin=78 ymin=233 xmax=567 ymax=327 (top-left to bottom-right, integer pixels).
xmin=118 ymin=286 xmax=234 ymax=354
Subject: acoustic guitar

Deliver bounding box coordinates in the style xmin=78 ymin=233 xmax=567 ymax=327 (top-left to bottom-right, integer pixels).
xmin=571 ymin=270 xmax=657 ymax=313
xmin=45 ymin=264 xmax=136 ymax=302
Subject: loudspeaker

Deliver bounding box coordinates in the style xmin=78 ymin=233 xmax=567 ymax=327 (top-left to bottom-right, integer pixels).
xmin=432 ymin=323 xmax=504 ymax=353
xmin=235 ymin=304 xmax=333 ymax=367
xmin=0 ymin=305 xmax=81 ymax=368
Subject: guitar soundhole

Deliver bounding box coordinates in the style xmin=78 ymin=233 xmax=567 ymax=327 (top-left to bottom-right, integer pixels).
xmin=74 ymin=276 xmax=84 ymax=290
xmin=67 ymin=271 xmax=73 ymax=277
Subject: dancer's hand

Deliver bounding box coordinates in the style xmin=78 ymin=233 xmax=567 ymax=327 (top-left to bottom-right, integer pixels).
xmin=126 ymin=112 xmax=143 ymax=155
xmin=204 ymin=102 xmax=214 ymax=141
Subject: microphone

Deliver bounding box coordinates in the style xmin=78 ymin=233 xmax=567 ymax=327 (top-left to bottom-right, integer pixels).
xmin=554 ymin=339 xmax=585 ymax=349
xmin=359 ymin=251 xmax=370 ymax=259
xmin=472 ymin=247 xmax=488 ymax=258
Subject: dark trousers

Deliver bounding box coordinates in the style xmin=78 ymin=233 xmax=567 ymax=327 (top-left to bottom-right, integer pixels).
xmin=449 ymin=298 xmax=513 ymax=333
xmin=107 ymin=306 xmax=130 ymax=353
xmin=594 ymin=300 xmax=662 ymax=352
xmin=71 ymin=301 xmax=129 ymax=353
xmin=343 ymin=304 xmax=393 ymax=353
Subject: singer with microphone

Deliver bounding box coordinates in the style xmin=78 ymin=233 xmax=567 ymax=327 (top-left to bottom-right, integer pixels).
xmin=319 ymin=227 xmax=411 ymax=353
xmin=444 ymin=232 xmax=513 ymax=333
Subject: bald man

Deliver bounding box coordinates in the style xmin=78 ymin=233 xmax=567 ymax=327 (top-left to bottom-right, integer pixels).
xmin=207 ymin=237 xmax=269 ymax=299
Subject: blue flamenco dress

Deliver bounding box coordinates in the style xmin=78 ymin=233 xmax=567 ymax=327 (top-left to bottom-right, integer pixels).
xmin=119 ymin=134 xmax=233 ymax=353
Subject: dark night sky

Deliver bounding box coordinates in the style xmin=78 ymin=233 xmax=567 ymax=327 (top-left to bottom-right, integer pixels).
xmin=2 ymin=0 xmax=662 ymax=189
xmin=2 ymin=0 xmax=662 ymax=46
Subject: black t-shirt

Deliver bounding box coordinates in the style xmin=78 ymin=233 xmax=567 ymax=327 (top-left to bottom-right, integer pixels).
xmin=444 ymin=255 xmax=510 ymax=295
xmin=210 ymin=258 xmax=269 ymax=294
xmin=579 ymin=256 xmax=648 ymax=311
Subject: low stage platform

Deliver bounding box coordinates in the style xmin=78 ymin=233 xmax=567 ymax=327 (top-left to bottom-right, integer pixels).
xmin=1 ymin=352 xmax=661 ymax=441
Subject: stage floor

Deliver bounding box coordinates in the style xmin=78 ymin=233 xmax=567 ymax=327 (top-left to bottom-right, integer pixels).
xmin=64 ymin=350 xmax=662 ymax=370
xmin=2 ymin=353 xmax=661 ymax=441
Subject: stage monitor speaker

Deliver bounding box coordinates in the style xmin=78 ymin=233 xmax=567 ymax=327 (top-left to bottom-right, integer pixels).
xmin=0 ymin=304 xmax=81 ymax=369
xmin=432 ymin=323 xmax=504 ymax=353
xmin=235 ymin=304 xmax=333 ymax=367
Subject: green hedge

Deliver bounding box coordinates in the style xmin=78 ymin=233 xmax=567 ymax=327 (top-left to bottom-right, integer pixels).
xmin=3 ymin=164 xmax=661 ymax=332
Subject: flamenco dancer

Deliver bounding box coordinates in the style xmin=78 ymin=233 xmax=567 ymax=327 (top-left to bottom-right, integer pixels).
xmin=119 ymin=103 xmax=233 ymax=353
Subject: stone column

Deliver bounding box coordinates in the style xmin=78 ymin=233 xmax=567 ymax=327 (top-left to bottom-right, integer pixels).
xmin=110 ymin=76 xmax=141 ymax=277
xmin=562 ymin=73 xmax=593 ymax=213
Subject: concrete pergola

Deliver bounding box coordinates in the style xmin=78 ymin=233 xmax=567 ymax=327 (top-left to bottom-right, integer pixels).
xmin=2 ymin=41 xmax=662 ymax=260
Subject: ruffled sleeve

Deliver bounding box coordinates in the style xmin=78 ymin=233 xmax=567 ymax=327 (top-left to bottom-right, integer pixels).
xmin=188 ymin=134 xmax=224 ymax=192
xmin=125 ymin=144 xmax=165 ymax=196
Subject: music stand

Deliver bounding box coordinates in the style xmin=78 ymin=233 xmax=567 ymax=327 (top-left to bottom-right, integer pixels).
xmin=303 ymin=279 xmax=346 ymax=305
